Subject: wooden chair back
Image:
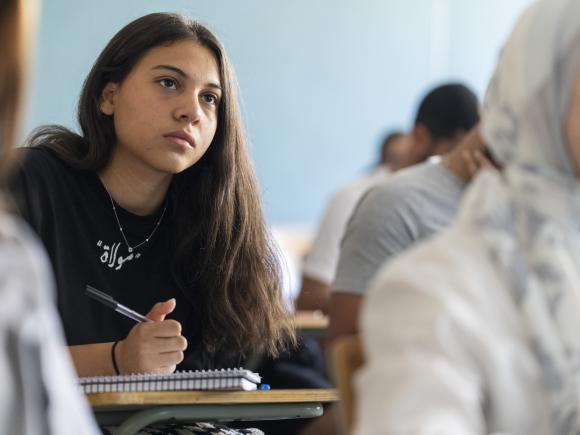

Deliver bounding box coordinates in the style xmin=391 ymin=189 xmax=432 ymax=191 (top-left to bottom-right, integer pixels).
xmin=329 ymin=334 xmax=364 ymax=435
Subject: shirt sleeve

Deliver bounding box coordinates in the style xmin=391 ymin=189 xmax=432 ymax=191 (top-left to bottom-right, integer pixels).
xmin=302 ymin=189 xmax=359 ymax=285
xmin=332 ymin=183 xmax=417 ymax=294
xmin=353 ymin=248 xmax=486 ymax=435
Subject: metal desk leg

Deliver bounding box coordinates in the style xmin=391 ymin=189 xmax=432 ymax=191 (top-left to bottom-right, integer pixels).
xmin=113 ymin=403 xmax=323 ymax=435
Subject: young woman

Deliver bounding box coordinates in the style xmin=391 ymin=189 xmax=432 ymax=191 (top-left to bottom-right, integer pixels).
xmin=354 ymin=0 xmax=580 ymax=434
xmin=11 ymin=13 xmax=294 ymax=379
xmin=0 ymin=0 xmax=99 ymax=433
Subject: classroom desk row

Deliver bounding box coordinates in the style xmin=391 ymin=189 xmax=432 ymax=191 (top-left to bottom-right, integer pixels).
xmin=87 ymin=311 xmax=334 ymax=435
xmin=88 ymin=389 xmax=339 ymax=435
xmin=293 ymin=310 xmax=329 ymax=339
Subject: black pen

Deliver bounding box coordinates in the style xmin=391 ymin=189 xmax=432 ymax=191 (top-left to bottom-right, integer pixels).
xmin=86 ymin=285 xmax=151 ymax=323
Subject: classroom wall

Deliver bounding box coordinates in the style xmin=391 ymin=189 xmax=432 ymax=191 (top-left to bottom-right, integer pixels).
xmin=25 ymin=0 xmax=530 ymax=229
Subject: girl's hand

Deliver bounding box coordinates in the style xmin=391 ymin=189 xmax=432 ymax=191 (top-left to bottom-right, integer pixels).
xmin=115 ymin=298 xmax=188 ymax=374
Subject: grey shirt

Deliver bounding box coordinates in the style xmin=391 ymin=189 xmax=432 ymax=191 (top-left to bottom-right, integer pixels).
xmin=332 ymin=161 xmax=465 ymax=295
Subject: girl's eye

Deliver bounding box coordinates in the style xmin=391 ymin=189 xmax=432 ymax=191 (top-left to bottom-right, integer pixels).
xmin=159 ymin=78 xmax=178 ymax=90
xmin=202 ymin=93 xmax=219 ymax=105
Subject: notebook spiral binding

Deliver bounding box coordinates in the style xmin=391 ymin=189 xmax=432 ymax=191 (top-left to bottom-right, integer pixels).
xmin=80 ymin=368 xmax=261 ymax=394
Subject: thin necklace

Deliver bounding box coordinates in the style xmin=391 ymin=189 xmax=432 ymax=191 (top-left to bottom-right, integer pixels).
xmin=102 ymin=183 xmax=167 ymax=253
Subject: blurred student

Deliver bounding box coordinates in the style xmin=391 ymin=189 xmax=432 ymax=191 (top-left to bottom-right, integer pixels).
xmin=0 ymin=0 xmax=99 ymax=433
xmin=356 ymin=0 xmax=580 ymax=433
xmin=292 ymin=83 xmax=479 ymax=435
xmin=296 ymin=131 xmax=409 ymax=312
xmin=329 ymin=125 xmax=490 ymax=341
xmin=299 ymin=84 xmax=479 ymax=314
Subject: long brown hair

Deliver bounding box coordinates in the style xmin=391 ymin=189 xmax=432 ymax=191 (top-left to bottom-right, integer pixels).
xmin=0 ymin=0 xmax=29 ymax=180
xmin=25 ymin=13 xmax=295 ymax=358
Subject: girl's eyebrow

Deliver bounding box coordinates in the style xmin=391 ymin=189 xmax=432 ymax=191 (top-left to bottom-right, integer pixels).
xmin=150 ymin=64 xmax=222 ymax=90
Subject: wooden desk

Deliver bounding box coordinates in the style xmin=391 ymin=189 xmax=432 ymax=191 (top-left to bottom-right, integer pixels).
xmin=294 ymin=311 xmax=329 ymax=339
xmin=89 ymin=388 xmax=338 ymax=435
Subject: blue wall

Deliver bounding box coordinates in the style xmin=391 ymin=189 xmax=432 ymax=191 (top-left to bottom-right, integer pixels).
xmin=26 ymin=0 xmax=530 ymax=228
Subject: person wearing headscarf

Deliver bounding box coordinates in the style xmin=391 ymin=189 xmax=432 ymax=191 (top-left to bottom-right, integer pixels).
xmin=0 ymin=0 xmax=99 ymax=433
xmin=353 ymin=0 xmax=580 ymax=434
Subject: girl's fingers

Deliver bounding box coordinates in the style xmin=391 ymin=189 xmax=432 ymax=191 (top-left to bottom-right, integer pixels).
xmin=146 ymin=298 xmax=176 ymax=321
xmin=152 ymin=335 xmax=188 ymax=353
xmin=157 ymin=350 xmax=184 ymax=367
xmin=139 ymin=319 xmax=182 ymax=338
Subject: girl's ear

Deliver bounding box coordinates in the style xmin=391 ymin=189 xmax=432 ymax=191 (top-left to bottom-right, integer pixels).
xmin=100 ymin=82 xmax=119 ymax=115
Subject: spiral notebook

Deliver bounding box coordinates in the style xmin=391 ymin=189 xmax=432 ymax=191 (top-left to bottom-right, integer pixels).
xmin=80 ymin=368 xmax=261 ymax=394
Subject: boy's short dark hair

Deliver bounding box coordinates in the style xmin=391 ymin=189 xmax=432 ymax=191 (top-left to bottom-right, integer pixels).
xmin=414 ymin=83 xmax=480 ymax=140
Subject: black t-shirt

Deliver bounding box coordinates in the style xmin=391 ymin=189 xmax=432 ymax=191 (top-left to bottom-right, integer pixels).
xmin=10 ymin=147 xmax=222 ymax=370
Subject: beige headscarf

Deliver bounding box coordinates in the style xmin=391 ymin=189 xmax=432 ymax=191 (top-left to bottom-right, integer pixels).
xmin=460 ymin=0 xmax=580 ymax=431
